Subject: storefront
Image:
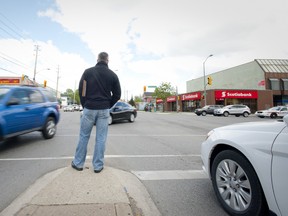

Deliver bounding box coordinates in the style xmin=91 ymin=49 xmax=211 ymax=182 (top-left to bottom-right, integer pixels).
xmin=156 ymin=98 xmax=164 ymax=112
xmin=166 ymin=96 xmax=177 ymax=111
xmin=215 ymin=90 xmax=258 ymax=112
xmin=181 ymin=92 xmax=201 ymax=112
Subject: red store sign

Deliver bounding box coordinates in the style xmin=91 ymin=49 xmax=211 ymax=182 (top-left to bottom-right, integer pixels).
xmin=167 ymin=96 xmax=176 ymax=102
xmin=215 ymin=90 xmax=258 ymax=99
xmin=181 ymin=92 xmax=201 ymax=101
xmin=0 ymin=78 xmax=20 ymax=84
xmin=156 ymin=98 xmax=163 ymax=103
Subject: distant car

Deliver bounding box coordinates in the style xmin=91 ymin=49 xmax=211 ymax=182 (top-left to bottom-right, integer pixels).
xmin=195 ymin=105 xmax=223 ymax=116
xmin=63 ymin=105 xmax=74 ymax=112
xmin=109 ymin=101 xmax=137 ymax=125
xmin=201 ymin=115 xmax=288 ymax=216
xmin=214 ymin=104 xmax=251 ymax=117
xmin=255 ymin=106 xmax=288 ymax=118
xmin=72 ymin=104 xmax=79 ymax=111
xmin=0 ymin=85 xmax=60 ymax=141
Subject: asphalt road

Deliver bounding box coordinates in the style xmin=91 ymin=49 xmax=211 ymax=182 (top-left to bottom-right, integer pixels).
xmin=0 ymin=110 xmax=274 ymax=215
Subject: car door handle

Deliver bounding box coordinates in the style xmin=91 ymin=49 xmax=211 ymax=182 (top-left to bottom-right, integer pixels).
xmin=24 ymin=107 xmax=31 ymax=111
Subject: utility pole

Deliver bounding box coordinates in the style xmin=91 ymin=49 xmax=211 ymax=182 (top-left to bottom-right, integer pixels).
xmin=56 ymin=65 xmax=60 ymax=99
xmin=176 ymin=86 xmax=179 ymax=112
xmin=33 ymin=45 xmax=40 ymax=84
xmin=203 ymin=54 xmax=213 ymax=106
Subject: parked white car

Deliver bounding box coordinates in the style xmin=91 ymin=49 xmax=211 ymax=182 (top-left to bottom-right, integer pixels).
xmin=214 ymin=104 xmax=251 ymax=117
xmin=201 ymin=115 xmax=288 ymax=216
xmin=255 ymin=106 xmax=288 ymax=118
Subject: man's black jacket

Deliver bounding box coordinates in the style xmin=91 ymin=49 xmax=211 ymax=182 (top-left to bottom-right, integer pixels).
xmin=79 ymin=62 xmax=121 ymax=109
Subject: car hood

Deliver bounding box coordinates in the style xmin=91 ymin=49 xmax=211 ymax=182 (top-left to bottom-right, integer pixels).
xmin=214 ymin=120 xmax=286 ymax=133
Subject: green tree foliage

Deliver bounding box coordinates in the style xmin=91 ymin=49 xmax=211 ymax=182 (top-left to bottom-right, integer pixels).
xmin=134 ymin=95 xmax=143 ymax=103
xmin=63 ymin=88 xmax=80 ymax=104
xmin=153 ymin=82 xmax=175 ymax=100
xmin=152 ymin=82 xmax=175 ymax=112
xmin=128 ymin=97 xmax=136 ymax=107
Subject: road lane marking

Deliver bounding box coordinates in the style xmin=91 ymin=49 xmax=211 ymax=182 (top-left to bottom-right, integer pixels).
xmin=54 ymin=134 xmax=206 ymax=137
xmin=131 ymin=170 xmax=208 ymax=180
xmin=0 ymin=154 xmax=201 ymax=161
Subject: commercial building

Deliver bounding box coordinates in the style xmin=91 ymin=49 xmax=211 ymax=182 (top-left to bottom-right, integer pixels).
xmin=163 ymin=59 xmax=288 ymax=113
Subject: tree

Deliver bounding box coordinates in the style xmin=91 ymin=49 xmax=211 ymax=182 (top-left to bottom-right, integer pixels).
xmin=153 ymin=82 xmax=175 ymax=112
xmin=128 ymin=97 xmax=136 ymax=107
xmin=134 ymin=95 xmax=143 ymax=103
xmin=62 ymin=88 xmax=80 ymax=104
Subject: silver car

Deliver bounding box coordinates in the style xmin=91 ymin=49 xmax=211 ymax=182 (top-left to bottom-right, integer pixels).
xmin=214 ymin=104 xmax=251 ymax=117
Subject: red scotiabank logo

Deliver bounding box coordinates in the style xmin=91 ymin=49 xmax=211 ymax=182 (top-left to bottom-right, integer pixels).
xmin=215 ymin=90 xmax=258 ymax=99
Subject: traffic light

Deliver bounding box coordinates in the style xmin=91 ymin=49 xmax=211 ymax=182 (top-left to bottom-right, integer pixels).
xmin=21 ymin=74 xmax=25 ymax=81
xmin=144 ymin=86 xmax=146 ymax=92
xmin=207 ymin=76 xmax=213 ymax=85
xmin=44 ymin=80 xmax=47 ymax=87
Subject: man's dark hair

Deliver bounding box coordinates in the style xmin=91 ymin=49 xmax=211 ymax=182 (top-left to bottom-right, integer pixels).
xmin=97 ymin=52 xmax=109 ymax=63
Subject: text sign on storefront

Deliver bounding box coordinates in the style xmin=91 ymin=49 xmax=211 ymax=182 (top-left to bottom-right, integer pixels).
xmin=167 ymin=96 xmax=176 ymax=102
xmin=215 ymin=90 xmax=258 ymax=99
xmin=0 ymin=78 xmax=20 ymax=84
xmin=156 ymin=98 xmax=163 ymax=103
xmin=181 ymin=92 xmax=201 ymax=101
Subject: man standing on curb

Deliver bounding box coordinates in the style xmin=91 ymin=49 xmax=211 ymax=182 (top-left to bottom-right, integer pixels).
xmin=72 ymin=52 xmax=121 ymax=173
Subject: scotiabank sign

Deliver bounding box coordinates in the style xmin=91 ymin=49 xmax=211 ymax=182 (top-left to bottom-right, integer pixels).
xmin=181 ymin=92 xmax=201 ymax=101
xmin=215 ymin=90 xmax=258 ymax=99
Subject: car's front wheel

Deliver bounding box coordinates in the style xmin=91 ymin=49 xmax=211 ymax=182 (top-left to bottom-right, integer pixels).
xmin=202 ymin=111 xmax=207 ymax=116
xmin=211 ymin=150 xmax=268 ymax=216
xmin=223 ymin=111 xmax=229 ymax=117
xmin=42 ymin=117 xmax=57 ymax=139
xmin=128 ymin=114 xmax=135 ymax=122
xmin=270 ymin=113 xmax=277 ymax=118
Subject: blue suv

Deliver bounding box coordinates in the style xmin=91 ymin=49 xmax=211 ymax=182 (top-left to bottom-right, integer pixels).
xmin=0 ymin=85 xmax=60 ymax=141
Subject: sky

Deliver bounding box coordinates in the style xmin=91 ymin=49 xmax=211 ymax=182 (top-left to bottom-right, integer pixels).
xmin=1 ymin=0 xmax=288 ymax=100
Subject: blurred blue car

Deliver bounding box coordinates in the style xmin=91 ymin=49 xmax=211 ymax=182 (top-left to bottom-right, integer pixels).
xmin=0 ymin=85 xmax=60 ymax=141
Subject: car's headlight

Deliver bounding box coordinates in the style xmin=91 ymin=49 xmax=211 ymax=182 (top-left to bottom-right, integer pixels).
xmin=205 ymin=130 xmax=215 ymax=140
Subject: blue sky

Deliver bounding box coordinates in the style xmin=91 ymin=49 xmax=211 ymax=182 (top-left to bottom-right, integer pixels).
xmin=1 ymin=0 xmax=288 ymax=99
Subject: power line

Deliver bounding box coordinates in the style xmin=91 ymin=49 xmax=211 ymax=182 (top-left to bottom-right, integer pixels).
xmin=0 ymin=51 xmax=31 ymax=70
xmin=0 ymin=12 xmax=26 ymax=40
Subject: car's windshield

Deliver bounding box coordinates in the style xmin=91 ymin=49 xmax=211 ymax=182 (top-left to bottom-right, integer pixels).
xmin=0 ymin=88 xmax=10 ymax=101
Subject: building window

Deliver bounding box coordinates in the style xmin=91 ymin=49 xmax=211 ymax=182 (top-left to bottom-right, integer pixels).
xmin=282 ymin=78 xmax=288 ymax=90
xmin=269 ymin=78 xmax=280 ymax=90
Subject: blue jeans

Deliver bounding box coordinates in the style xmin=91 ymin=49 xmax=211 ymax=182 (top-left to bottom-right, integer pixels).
xmin=73 ymin=108 xmax=109 ymax=171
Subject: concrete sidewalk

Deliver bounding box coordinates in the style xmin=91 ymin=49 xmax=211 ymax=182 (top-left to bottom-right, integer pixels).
xmin=0 ymin=166 xmax=161 ymax=216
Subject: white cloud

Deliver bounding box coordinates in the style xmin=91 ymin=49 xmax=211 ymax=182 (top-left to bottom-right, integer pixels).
xmin=1 ymin=0 xmax=288 ymax=98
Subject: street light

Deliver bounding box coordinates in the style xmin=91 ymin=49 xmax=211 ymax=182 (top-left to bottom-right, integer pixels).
xmin=203 ymin=54 xmax=213 ymax=106
xmin=33 ymin=68 xmax=50 ymax=84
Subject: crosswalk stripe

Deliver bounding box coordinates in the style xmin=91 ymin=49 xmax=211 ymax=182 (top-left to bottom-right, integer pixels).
xmin=131 ymin=170 xmax=208 ymax=180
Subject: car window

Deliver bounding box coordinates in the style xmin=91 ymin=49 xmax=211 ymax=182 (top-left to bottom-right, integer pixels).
xmin=10 ymin=89 xmax=30 ymax=105
xmin=41 ymin=89 xmax=57 ymax=102
xmin=123 ymin=103 xmax=131 ymax=108
xmin=29 ymin=89 xmax=45 ymax=103
xmin=0 ymin=88 xmax=10 ymax=101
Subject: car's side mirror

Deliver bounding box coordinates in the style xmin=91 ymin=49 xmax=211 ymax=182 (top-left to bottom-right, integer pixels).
xmin=7 ymin=97 xmax=20 ymax=106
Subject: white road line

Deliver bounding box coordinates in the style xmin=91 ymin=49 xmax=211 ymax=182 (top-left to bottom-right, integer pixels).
xmin=54 ymin=134 xmax=206 ymax=137
xmin=0 ymin=154 xmax=201 ymax=161
xmin=131 ymin=170 xmax=208 ymax=180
